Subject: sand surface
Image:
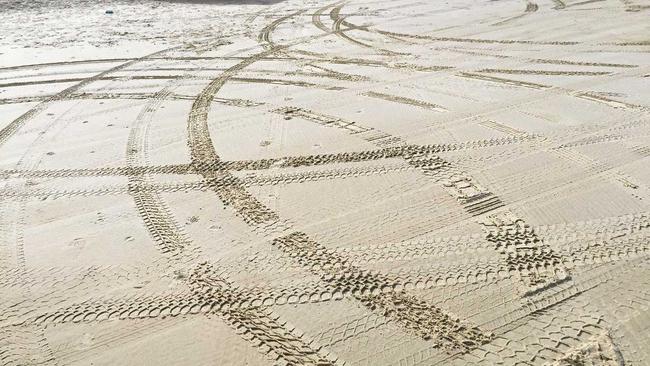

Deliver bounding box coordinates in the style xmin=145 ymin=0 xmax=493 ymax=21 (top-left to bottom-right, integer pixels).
xmin=1 ymin=0 xmax=650 ymax=365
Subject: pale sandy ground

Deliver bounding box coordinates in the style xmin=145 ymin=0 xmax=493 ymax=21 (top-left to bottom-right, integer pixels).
xmin=1 ymin=0 xmax=650 ymax=364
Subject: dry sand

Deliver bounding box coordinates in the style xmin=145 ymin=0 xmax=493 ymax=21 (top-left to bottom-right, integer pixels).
xmin=1 ymin=0 xmax=650 ymax=364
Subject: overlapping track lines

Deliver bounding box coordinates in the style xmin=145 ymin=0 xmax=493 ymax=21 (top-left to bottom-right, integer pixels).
xmin=1 ymin=125 xmax=648 ymax=202
xmin=0 ymin=48 xmax=177 ymax=148
xmin=272 ymin=101 xmax=576 ymax=294
xmin=6 ymin=211 xmax=647 ymax=363
xmin=182 ymin=3 xmax=497 ymax=354
xmin=302 ymin=3 xmax=649 ymax=121
xmin=177 ymin=6 xmax=648 ymax=360
xmin=0 ymin=46 xmax=195 ymax=366
xmin=123 ymin=25 xmax=343 ymax=365
xmin=329 ymin=3 xmax=399 ymax=55
xmin=3 ymin=26 xmax=338 ymax=366
xmin=257 ymin=4 xmax=648 ymax=361
xmin=2 ymin=0 xmax=650 ymax=364
xmin=0 ymin=10 xmax=366 ymax=364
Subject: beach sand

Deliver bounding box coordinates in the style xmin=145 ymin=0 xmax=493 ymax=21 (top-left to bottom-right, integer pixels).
xmin=1 ymin=0 xmax=649 ymax=364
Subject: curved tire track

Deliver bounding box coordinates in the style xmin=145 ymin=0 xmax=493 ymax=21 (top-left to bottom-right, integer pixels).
xmin=0 ymin=48 xmax=176 ymax=148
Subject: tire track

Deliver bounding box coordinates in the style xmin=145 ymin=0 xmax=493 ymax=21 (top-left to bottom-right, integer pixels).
xmin=182 ymin=4 xmax=505 ymax=350
xmin=0 ymin=136 xmax=535 ymax=180
xmin=186 ymin=6 xmax=372 ymax=226
xmin=0 ymin=93 xmax=261 ymax=106
xmin=222 ymin=135 xmax=535 ymax=171
xmin=0 ymin=75 xmax=343 ymax=92
xmin=0 ymin=326 xmax=57 ymax=366
xmin=280 ymin=105 xmax=569 ymax=292
xmin=0 ymin=180 xmax=208 ymax=200
xmin=0 ymin=75 xmax=175 ymax=89
xmin=275 ymin=106 xmax=375 ymax=135
xmin=117 ymin=41 xmax=339 ymax=364
xmin=476 ymin=68 xmax=612 ymax=76
xmin=0 ymin=52 xmax=188 ymax=366
xmin=311 ymin=313 xmax=390 ymax=349
xmin=550 ymin=146 xmax=644 ymax=192
xmin=9 ymin=223 xmax=646 ymax=337
xmin=126 ymin=88 xmax=196 ymax=258
xmin=15 ymin=277 xmax=344 ymax=363
xmin=361 ymin=91 xmax=447 ymax=112
xmin=3 ymin=2 xmax=644 ymax=361
xmin=49 ymin=317 xmax=188 ymax=365
xmin=0 ymin=164 xmax=414 ymax=199
xmin=480 ymin=212 xmax=569 ymax=295
xmin=0 ymin=48 xmax=175 ymax=148
xmin=231 ymin=76 xmax=344 ymax=90
xmin=202 ymin=211 xmax=650 ymax=279
xmin=9 ymin=222 xmax=647 ymax=327
xmin=2 ymin=28 xmax=338 ymax=365
xmin=312 ymin=2 xmax=342 ymax=33
xmin=478 ymin=119 xmax=528 ymax=137
xmin=273 ymin=108 xmax=512 ymax=215
xmin=491 ymin=1 xmax=539 ymax=26
xmin=456 ymin=72 xmax=552 ymax=90
xmin=0 ymin=164 xmax=192 ymax=179
xmin=531 ymin=58 xmax=637 ymax=68
xmin=258 ymin=10 xmax=306 ymax=49
xmin=0 ymin=55 xmax=282 ymax=73
xmin=271 ymin=232 xmax=494 ymax=354
xmin=188 ymin=263 xmax=337 ymax=365
xmin=3 ymin=1 xmax=650 ymax=361
xmin=373 ymin=30 xmax=580 ymax=46
xmin=0 ymin=58 xmax=136 ymax=73
xmin=572 ymin=91 xmax=648 ymax=110
xmin=304 ymin=63 xmax=370 ymax=81
xmin=404 ymin=153 xmax=507 ymax=216
xmin=565 ymin=0 xmax=607 ymax=7
xmin=309 ymin=55 xmax=452 ymax=72
xmin=391 ymin=257 xmax=648 ymax=365
xmin=329 ymin=3 xmax=401 ymax=56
